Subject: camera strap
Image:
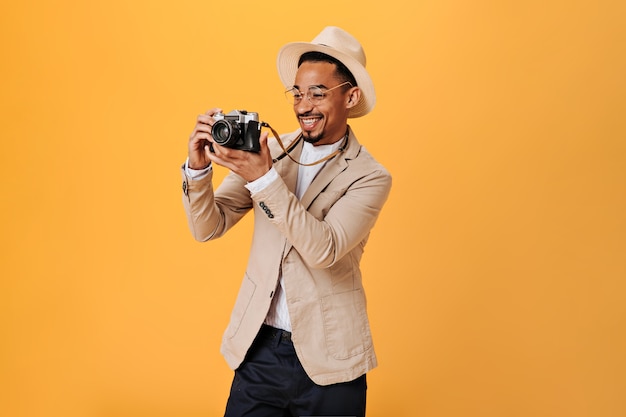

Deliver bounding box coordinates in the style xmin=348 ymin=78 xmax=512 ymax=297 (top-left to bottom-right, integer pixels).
xmin=262 ymin=122 xmax=347 ymax=167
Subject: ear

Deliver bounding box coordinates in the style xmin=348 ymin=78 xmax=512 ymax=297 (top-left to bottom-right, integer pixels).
xmin=346 ymin=87 xmax=362 ymax=109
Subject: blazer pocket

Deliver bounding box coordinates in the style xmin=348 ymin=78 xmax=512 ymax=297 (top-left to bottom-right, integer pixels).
xmin=320 ymin=288 xmax=373 ymax=360
xmin=225 ymin=274 xmax=256 ymax=339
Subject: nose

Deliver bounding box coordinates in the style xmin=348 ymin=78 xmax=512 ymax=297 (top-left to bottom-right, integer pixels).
xmin=295 ymin=96 xmax=314 ymax=114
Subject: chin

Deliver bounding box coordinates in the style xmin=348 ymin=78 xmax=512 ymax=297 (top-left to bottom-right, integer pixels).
xmin=301 ymin=128 xmax=325 ymax=144
xmin=302 ymin=133 xmax=323 ymax=144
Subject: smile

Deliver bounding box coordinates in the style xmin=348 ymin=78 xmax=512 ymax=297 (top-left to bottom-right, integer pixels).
xmin=300 ymin=116 xmax=322 ymax=127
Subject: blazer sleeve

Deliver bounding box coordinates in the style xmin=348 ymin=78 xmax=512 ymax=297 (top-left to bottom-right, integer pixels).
xmin=248 ymin=161 xmax=392 ymax=269
xmin=181 ymin=167 xmax=253 ymax=242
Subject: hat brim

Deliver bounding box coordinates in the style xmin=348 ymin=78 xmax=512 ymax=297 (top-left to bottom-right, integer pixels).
xmin=277 ymin=42 xmax=376 ymax=118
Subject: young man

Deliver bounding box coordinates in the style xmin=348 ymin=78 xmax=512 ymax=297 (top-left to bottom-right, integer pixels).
xmin=182 ymin=26 xmax=392 ymax=417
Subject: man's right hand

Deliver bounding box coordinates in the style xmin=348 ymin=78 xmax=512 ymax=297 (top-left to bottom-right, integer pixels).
xmin=188 ymin=108 xmax=222 ymax=169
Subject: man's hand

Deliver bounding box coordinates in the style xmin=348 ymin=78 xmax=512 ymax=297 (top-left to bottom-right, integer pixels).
xmin=187 ymin=107 xmax=273 ymax=181
xmin=209 ymin=131 xmax=273 ymax=182
xmin=188 ymin=108 xmax=222 ymax=170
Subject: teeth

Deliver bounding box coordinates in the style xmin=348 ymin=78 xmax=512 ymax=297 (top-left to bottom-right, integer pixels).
xmin=301 ymin=117 xmax=320 ymax=126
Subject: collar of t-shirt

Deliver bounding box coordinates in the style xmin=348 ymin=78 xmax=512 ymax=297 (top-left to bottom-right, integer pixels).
xmin=295 ymin=140 xmax=343 ymax=200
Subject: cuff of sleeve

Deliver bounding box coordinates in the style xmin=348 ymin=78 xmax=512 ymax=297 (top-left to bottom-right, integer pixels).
xmin=184 ymin=157 xmax=212 ymax=180
xmin=245 ymin=167 xmax=279 ymax=194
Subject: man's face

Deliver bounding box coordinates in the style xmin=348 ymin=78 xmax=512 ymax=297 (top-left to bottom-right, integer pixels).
xmin=292 ymin=61 xmax=353 ymax=146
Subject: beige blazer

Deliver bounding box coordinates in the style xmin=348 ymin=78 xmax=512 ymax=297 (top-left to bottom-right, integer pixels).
xmin=181 ymin=126 xmax=392 ymax=385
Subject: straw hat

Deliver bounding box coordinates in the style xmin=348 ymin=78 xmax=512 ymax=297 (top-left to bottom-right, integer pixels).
xmin=276 ymin=26 xmax=376 ymax=118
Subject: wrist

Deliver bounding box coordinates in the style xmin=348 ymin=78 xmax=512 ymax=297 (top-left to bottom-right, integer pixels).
xmin=188 ymin=158 xmax=211 ymax=170
xmin=189 ymin=163 xmax=210 ymax=170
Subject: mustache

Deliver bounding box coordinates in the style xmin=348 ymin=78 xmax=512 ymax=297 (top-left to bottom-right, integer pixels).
xmin=297 ymin=111 xmax=323 ymax=118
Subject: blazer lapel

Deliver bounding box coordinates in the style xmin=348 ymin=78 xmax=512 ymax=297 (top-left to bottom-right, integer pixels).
xmin=300 ymin=156 xmax=348 ymax=209
xmin=279 ymin=127 xmax=360 ymax=258
xmin=300 ymin=128 xmax=360 ymax=209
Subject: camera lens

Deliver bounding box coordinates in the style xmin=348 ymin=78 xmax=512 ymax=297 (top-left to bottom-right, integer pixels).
xmin=212 ymin=120 xmax=240 ymax=146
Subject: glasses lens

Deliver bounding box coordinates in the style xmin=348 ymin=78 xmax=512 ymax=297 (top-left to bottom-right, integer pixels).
xmin=308 ymin=86 xmax=326 ymax=104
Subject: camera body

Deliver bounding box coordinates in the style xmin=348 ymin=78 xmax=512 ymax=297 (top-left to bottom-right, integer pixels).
xmin=211 ymin=110 xmax=261 ymax=152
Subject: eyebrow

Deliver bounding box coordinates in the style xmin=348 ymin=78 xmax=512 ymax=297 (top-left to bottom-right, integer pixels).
xmin=292 ymin=84 xmax=328 ymax=90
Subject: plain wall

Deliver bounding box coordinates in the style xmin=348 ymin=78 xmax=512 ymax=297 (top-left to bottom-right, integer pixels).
xmin=1 ymin=1 xmax=625 ymax=416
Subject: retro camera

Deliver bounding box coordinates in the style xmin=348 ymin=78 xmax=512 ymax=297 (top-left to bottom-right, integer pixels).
xmin=211 ymin=110 xmax=261 ymax=152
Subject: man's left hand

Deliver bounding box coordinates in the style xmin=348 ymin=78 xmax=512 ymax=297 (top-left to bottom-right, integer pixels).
xmin=208 ymin=131 xmax=273 ymax=182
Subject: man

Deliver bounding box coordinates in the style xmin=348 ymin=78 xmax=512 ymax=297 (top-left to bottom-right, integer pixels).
xmin=182 ymin=26 xmax=392 ymax=417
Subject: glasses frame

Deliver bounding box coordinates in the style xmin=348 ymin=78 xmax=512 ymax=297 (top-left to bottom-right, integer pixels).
xmin=285 ymin=81 xmax=353 ymax=105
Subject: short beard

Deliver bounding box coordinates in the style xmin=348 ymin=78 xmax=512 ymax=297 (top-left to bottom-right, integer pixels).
xmin=301 ymin=130 xmax=324 ymax=144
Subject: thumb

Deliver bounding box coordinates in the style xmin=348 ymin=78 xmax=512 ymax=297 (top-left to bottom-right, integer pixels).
xmin=259 ymin=131 xmax=270 ymax=145
xmin=258 ymin=131 xmax=270 ymax=153
xmin=258 ymin=131 xmax=273 ymax=165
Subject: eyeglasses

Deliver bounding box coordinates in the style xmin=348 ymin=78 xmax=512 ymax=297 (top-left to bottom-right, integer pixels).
xmin=284 ymin=81 xmax=352 ymax=105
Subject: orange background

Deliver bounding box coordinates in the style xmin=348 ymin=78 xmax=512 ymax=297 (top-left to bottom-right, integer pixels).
xmin=1 ymin=1 xmax=625 ymax=416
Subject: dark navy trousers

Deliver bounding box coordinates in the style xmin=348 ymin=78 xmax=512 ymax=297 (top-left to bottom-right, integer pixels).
xmin=224 ymin=325 xmax=367 ymax=417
